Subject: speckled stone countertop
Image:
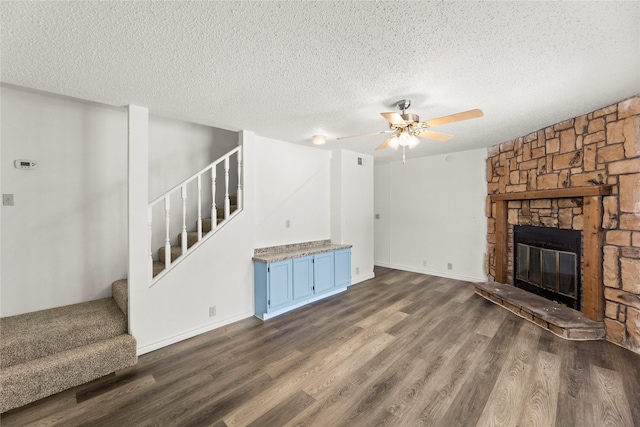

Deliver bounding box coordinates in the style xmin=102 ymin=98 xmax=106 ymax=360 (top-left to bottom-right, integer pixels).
xmin=252 ymin=240 xmax=352 ymax=263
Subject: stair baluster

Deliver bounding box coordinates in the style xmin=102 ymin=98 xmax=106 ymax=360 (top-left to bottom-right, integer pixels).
xmin=181 ymin=185 xmax=187 ymax=255
xmin=237 ymin=149 xmax=243 ymax=210
xmin=211 ymin=167 xmax=217 ymax=230
xmin=148 ymin=206 xmax=153 ymax=281
xmin=197 ymin=175 xmax=202 ymax=241
xmin=164 ymin=196 xmax=171 ymax=269
xmin=224 ymin=157 xmax=230 ymax=219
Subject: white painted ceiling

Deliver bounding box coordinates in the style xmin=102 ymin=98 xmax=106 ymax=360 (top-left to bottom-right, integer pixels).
xmin=2 ymin=1 xmax=639 ymax=162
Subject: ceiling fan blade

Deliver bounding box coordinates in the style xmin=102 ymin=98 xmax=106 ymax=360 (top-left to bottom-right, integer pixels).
xmin=415 ymin=130 xmax=453 ymax=141
xmin=381 ymin=112 xmax=405 ymax=126
xmin=375 ymin=135 xmax=397 ymax=151
xmin=420 ymin=109 xmax=484 ymax=128
xmin=336 ymin=130 xmax=392 ymax=140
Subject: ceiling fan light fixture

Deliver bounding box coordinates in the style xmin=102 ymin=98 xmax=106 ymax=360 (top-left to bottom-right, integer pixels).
xmin=312 ymin=135 xmax=326 ymax=146
xmin=398 ymin=131 xmax=412 ymax=147
xmin=408 ymin=135 xmax=420 ymax=149
xmin=336 ymin=99 xmax=483 ymax=164
xmin=388 ymin=135 xmax=399 ymax=150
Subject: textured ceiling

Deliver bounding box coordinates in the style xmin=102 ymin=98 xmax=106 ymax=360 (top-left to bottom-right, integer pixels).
xmin=2 ymin=1 xmax=639 ymax=162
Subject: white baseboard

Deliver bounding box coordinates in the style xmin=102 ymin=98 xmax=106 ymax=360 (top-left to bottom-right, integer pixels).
xmin=374 ymin=262 xmax=486 ymax=283
xmin=136 ymin=310 xmax=254 ymax=355
xmin=350 ymin=272 xmax=375 ymax=285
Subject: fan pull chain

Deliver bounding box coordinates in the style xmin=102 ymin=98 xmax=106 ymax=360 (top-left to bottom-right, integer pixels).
xmin=402 ymin=146 xmax=406 ymax=164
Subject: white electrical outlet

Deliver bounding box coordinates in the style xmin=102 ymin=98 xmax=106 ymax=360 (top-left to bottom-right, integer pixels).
xmin=286 ymin=220 xmax=290 ymax=228
xmin=209 ymin=306 xmax=216 ymax=317
xmin=423 ymin=260 xmax=427 ymax=267
xmin=356 ymin=267 xmax=359 ymax=274
xmin=447 ymin=263 xmax=453 ymax=270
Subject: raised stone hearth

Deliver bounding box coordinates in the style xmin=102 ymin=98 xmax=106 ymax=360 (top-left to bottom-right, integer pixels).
xmin=484 ymin=95 xmax=640 ymax=354
xmin=474 ymin=281 xmax=605 ymax=340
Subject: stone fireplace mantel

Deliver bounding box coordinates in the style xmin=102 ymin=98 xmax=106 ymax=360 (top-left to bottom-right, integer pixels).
xmin=490 ymin=185 xmax=612 ymax=321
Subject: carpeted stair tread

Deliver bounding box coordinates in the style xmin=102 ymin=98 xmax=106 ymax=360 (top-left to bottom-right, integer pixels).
xmin=153 ymin=261 xmax=165 ymax=277
xmin=216 ymin=204 xmax=237 ymax=217
xmin=0 ymin=298 xmax=127 ymax=369
xmin=178 ymin=230 xmax=211 ymax=249
xmin=202 ymin=218 xmax=222 ymax=233
xmin=157 ymin=245 xmax=183 ymax=264
xmin=112 ymin=279 xmax=128 ymax=316
xmin=0 ymin=333 xmax=137 ymax=413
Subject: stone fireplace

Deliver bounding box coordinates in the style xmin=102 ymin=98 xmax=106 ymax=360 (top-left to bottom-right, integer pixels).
xmin=484 ymin=95 xmax=640 ymax=355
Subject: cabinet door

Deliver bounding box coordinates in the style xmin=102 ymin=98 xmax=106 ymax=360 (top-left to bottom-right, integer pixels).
xmin=334 ymin=249 xmax=351 ymax=288
xmin=293 ymin=256 xmax=314 ymax=300
xmin=268 ymin=260 xmax=292 ymax=310
xmin=313 ymin=252 xmax=334 ymax=293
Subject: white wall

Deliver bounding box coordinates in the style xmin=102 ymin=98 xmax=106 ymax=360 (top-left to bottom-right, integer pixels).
xmin=374 ymin=149 xmax=488 ymax=282
xmin=148 ymin=114 xmax=238 ymax=201
xmin=1 ymin=86 xmax=128 ymax=316
xmin=253 ymin=136 xmax=331 ymax=249
xmin=374 ymin=163 xmax=390 ymax=264
xmin=331 ymin=149 xmax=375 ymax=284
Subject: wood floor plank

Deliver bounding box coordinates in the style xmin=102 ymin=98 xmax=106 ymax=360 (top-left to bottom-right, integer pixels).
xmin=438 ymin=313 xmax=524 ymax=426
xmin=476 ymin=322 xmax=541 ymax=426
xmin=590 ymin=365 xmax=634 ymax=427
xmin=175 ymin=374 xmax=275 ymax=427
xmin=401 ymin=332 xmax=491 ymax=425
xmin=246 ymin=390 xmax=315 ymax=427
xmin=518 ymin=350 xmax=561 ymax=427
xmin=0 ymin=389 xmax=76 ymax=427
xmin=3 ymin=267 xmax=640 ymax=427
xmin=474 ymin=300 xmax=509 ymax=338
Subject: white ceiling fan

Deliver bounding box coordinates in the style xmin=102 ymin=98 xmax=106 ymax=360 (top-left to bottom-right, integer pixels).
xmin=338 ymin=100 xmax=484 ymax=163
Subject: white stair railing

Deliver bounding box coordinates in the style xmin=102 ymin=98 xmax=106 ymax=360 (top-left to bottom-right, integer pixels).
xmin=148 ymin=145 xmax=242 ymax=283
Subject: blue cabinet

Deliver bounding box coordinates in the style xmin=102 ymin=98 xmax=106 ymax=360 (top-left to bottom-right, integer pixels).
xmin=334 ymin=249 xmax=351 ymax=288
xmin=268 ymin=260 xmax=293 ymax=310
xmin=293 ymin=252 xmax=334 ymax=299
xmin=313 ymin=252 xmax=335 ymax=294
xmin=292 ymin=256 xmax=314 ymax=300
xmin=254 ymin=248 xmax=351 ymax=320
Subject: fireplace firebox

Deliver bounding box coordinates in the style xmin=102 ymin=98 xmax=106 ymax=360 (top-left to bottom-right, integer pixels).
xmin=513 ymin=225 xmax=581 ymax=310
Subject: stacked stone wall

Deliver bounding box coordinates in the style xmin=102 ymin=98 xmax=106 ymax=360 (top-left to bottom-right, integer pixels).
xmin=485 ymin=95 xmax=640 ymax=354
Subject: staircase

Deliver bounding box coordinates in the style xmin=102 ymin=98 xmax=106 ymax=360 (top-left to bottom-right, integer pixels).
xmin=153 ymin=195 xmax=238 ymax=277
xmin=0 ymin=281 xmax=137 ymax=413
xmin=149 ymin=146 xmax=242 ymax=282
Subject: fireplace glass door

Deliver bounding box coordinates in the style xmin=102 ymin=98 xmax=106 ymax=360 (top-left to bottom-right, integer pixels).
xmin=516 ymin=244 xmax=577 ymax=299
xmin=513 ymin=225 xmax=581 ymax=310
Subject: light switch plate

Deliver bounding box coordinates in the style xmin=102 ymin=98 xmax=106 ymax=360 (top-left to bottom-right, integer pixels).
xmin=3 ymin=194 xmax=14 ymax=206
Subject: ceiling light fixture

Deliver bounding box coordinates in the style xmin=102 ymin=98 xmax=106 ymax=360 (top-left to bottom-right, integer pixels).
xmin=312 ymin=135 xmax=326 ymax=146
xmin=395 ymin=129 xmax=421 ymax=164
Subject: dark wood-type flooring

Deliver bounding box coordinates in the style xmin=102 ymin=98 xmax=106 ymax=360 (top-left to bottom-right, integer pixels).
xmin=3 ymin=266 xmax=640 ymax=426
